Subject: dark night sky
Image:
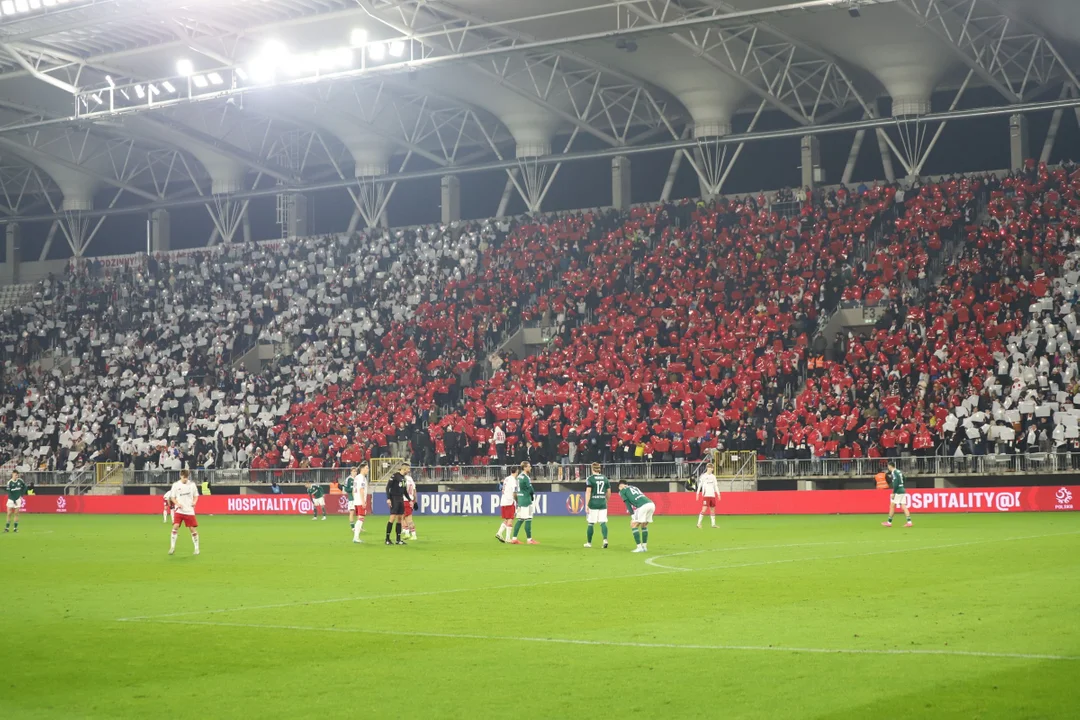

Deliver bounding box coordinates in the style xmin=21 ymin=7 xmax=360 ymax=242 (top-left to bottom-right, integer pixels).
xmin=10 ymin=85 xmax=1080 ymax=261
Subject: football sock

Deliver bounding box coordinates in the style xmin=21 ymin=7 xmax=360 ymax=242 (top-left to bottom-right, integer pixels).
xmin=711 ymin=515 xmax=716 ymax=527
xmin=524 ymin=520 xmax=532 ymax=539
xmin=313 ymin=508 xmax=318 ymax=518
xmin=385 ymin=521 xmax=393 ymax=540
xmin=350 ymin=522 xmax=355 ymax=529
xmin=496 ymin=523 xmax=505 ymax=538
xmin=642 ymin=529 xmax=648 ymax=544
xmin=600 ymin=523 xmax=608 ymax=539
xmin=587 ymin=524 xmax=594 ymax=543
xmin=632 ymin=528 xmax=641 ymax=545
xmin=13 ymin=522 xmax=18 ymax=531
xmin=395 ymin=522 xmax=402 ymax=541
xmin=513 ymin=519 xmax=523 ymax=538
xmin=697 ymin=513 xmax=704 ymax=526
xmin=192 ymin=532 xmax=199 ymax=551
xmin=887 ymin=515 xmax=893 ymax=522
xmin=353 ymin=523 xmax=361 ymax=541
xmin=357 ymin=520 xmax=363 ymax=533
xmin=170 ymin=529 xmax=178 ymax=549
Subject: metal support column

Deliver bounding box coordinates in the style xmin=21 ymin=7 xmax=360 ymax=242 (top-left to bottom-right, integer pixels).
xmin=440 ymin=175 xmax=461 ymax=224
xmin=150 ymin=209 xmax=170 ymax=253
xmin=611 ymin=155 xmax=631 ymax=211
xmin=4 ymin=222 xmax=19 ymax=285
xmin=800 ymin=135 xmax=823 ymax=189
xmin=1010 ymin=113 xmax=1030 ymax=171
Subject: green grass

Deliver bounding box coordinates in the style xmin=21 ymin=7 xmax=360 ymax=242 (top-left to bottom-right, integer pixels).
xmin=2 ymin=512 xmax=1079 ymax=719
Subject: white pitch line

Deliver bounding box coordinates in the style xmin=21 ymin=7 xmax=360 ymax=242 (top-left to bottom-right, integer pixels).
xmin=121 ymin=619 xmax=1080 ymax=662
xmin=118 ymin=531 xmax=1080 ymax=622
xmin=117 ymin=539 xmax=844 ymax=621
xmin=644 ymin=530 xmax=1080 ymax=571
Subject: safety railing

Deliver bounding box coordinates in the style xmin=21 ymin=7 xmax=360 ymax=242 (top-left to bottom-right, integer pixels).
xmin=756 ymin=453 xmax=1074 ymax=478
xmin=11 ymin=453 xmax=1080 ymax=489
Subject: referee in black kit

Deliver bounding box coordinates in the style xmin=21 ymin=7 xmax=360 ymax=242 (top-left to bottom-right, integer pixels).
xmin=385 ymin=463 xmax=410 ymax=545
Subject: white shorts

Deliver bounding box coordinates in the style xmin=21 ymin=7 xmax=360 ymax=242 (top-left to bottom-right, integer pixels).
xmin=6 ymin=498 xmax=20 ymax=510
xmin=891 ymin=493 xmax=910 ymax=507
xmin=347 ymin=500 xmax=356 ymax=511
xmin=586 ymin=508 xmax=608 ymax=523
xmin=515 ymin=506 xmax=534 ymax=520
xmin=632 ymin=503 xmax=656 ymax=524
xmin=313 ymin=497 xmax=326 ymax=507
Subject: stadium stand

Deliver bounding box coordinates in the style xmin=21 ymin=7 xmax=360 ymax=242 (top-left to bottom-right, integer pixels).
xmin=3 ymin=163 xmax=1080 ymax=481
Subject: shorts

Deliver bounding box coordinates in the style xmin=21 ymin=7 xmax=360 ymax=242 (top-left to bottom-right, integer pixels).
xmin=700 ymin=496 xmax=718 ymax=508
xmin=175 ymin=513 xmax=198 ymax=528
xmin=631 ymin=502 xmax=655 ymax=524
xmin=515 ymin=505 xmax=533 ymax=520
xmin=347 ymin=500 xmax=356 ymax=511
xmin=586 ymin=508 xmax=608 ymax=523
xmin=891 ymin=493 xmax=910 ymax=507
xmin=389 ymin=498 xmax=405 ymax=515
xmin=404 ymin=500 xmax=414 ymax=517
xmin=352 ymin=501 xmax=367 ymax=517
xmin=313 ymin=497 xmax=326 ymax=508
xmin=501 ymin=504 xmax=516 ymax=520
xmin=6 ymin=498 xmax=20 ymax=510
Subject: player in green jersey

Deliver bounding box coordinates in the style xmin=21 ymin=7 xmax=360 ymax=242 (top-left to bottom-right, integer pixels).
xmin=5 ymin=470 xmax=28 ymax=533
xmin=583 ymin=462 xmax=609 ymax=549
xmin=343 ymin=469 xmax=357 ymax=530
xmin=509 ymin=462 xmax=539 ymax=545
xmin=307 ymin=481 xmax=327 ymax=520
xmin=617 ymin=480 xmax=655 ymax=553
xmin=881 ymin=462 xmax=912 ymax=527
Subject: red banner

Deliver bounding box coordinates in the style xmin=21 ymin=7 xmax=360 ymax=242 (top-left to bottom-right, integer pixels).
xmin=2 ymin=494 xmax=350 ymax=516
xmin=2 ymin=486 xmax=1076 ymax=516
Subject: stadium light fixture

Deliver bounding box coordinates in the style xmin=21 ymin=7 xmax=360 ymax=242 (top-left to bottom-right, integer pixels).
xmin=43 ymin=0 xmax=55 ymax=6
xmin=192 ymin=74 xmax=208 ymax=88
xmin=350 ymin=28 xmax=368 ymax=47
xmin=105 ymin=75 xmax=115 ymax=88
xmin=176 ymin=58 xmax=194 ymax=77
xmin=148 ymin=83 xmax=160 ymax=96
xmin=208 ymin=72 xmax=223 ymax=86
xmin=90 ymin=92 xmax=102 ymax=105
xmin=388 ymin=39 xmax=406 ymax=57
xmin=0 ymin=1 xmax=13 ymax=15
xmin=14 ymin=0 xmax=28 ymax=13
xmin=162 ymin=80 xmax=176 ymax=93
xmin=29 ymin=0 xmax=40 ymax=9
xmin=368 ymin=42 xmax=386 ymax=61
xmin=134 ymin=84 xmax=145 ymax=99
xmin=234 ymin=67 xmax=248 ymax=82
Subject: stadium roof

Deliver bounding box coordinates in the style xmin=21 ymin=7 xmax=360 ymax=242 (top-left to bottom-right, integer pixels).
xmin=0 ymin=0 xmax=1077 ymax=251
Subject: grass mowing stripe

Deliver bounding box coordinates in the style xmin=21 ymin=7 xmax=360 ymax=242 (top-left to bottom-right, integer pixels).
xmin=129 ymin=619 xmax=1080 ymax=662
xmin=121 ymin=531 xmax=1079 ymax=622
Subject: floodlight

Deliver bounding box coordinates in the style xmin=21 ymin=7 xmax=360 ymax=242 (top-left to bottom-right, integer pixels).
xmin=90 ymin=93 xmax=103 ymax=105
xmin=389 ymin=40 xmax=406 ymax=57
xmin=106 ymin=75 xmax=115 ymax=88
xmin=134 ymin=84 xmax=145 ymax=99
xmin=148 ymin=83 xmax=160 ymax=96
xmin=235 ymin=67 xmax=248 ymax=81
xmin=350 ymin=28 xmax=368 ymax=47
xmin=208 ymin=72 xmax=223 ymax=85
xmin=44 ymin=0 xmax=56 ymax=6
xmin=162 ymin=80 xmax=176 ymax=93
xmin=0 ymin=1 xmax=13 ymax=15
xmin=14 ymin=0 xmax=29 ymax=13
xmin=29 ymin=0 xmax=41 ymax=9
xmin=368 ymin=42 xmax=386 ymax=61
xmin=176 ymin=58 xmax=195 ymax=77
xmin=192 ymin=74 xmax=209 ymax=88
xmin=335 ymin=48 xmax=353 ymax=68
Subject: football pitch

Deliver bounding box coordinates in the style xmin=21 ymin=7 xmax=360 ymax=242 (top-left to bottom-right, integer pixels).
xmin=3 ymin=512 xmax=1079 ymax=719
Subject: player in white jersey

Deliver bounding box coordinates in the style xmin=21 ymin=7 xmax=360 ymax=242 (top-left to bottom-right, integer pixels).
xmin=696 ymin=470 xmax=721 ymax=528
xmin=495 ymin=473 xmax=517 ymax=543
xmin=168 ymin=470 xmax=200 ymax=555
xmin=351 ymin=466 xmax=370 ymax=543
xmin=402 ymin=472 xmax=418 ymax=540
